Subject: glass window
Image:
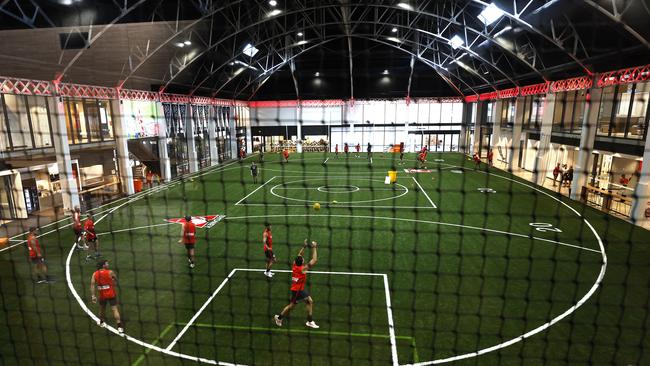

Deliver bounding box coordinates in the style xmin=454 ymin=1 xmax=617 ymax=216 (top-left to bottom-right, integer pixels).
xmin=552 ymin=92 xmax=565 ymax=131
xmin=84 ymin=100 xmax=102 ymax=142
xmin=597 ymin=86 xmax=616 ymax=136
xmin=440 ymin=103 xmax=453 ymax=123
xmin=26 ymin=96 xmax=52 ymax=148
xmin=521 ymin=97 xmax=532 ymax=129
xmin=0 ymin=95 xmax=10 ymax=151
xmin=571 ymin=91 xmax=587 ymax=134
xmin=430 ymin=103 xmax=441 ymax=124
xmin=98 ymin=100 xmax=114 ymax=140
xmin=563 ymin=91 xmax=576 ymax=131
xmin=628 ymin=81 xmax=649 ymax=139
xmin=533 ymin=97 xmax=545 ymax=129
xmin=4 ymin=94 xmax=32 ymax=149
xmin=612 ymin=84 xmax=633 ymax=138
xmin=65 ymin=100 xmax=89 ymax=144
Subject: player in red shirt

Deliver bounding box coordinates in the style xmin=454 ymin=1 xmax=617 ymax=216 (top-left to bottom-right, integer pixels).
xmin=84 ymin=213 xmax=100 ymax=261
xmin=72 ymin=206 xmax=87 ymax=250
xmin=263 ymin=223 xmax=276 ymax=278
xmin=355 ymin=143 xmax=360 ymax=158
xmin=282 ymin=149 xmax=290 ymax=163
xmin=90 ymin=259 xmax=123 ymax=334
xmin=27 ymin=227 xmax=50 ymax=283
xmin=334 ymin=144 xmax=339 ymax=158
xmin=344 ymin=143 xmax=349 ymax=157
xmin=178 ymin=216 xmax=197 ymax=268
xmin=472 ymin=153 xmax=481 ymax=169
xmin=274 ymin=239 xmax=319 ymax=329
xmin=417 ymin=151 xmax=427 ymax=169
xmin=399 ymin=142 xmax=405 ymax=165
xmin=487 ymin=150 xmax=494 ymax=167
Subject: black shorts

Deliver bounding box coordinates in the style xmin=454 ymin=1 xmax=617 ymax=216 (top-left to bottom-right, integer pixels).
xmin=99 ymin=297 xmax=117 ymax=306
xmin=73 ymin=228 xmax=82 ymax=237
xmin=184 ymin=244 xmax=195 ymax=250
xmin=264 ymin=250 xmax=275 ymax=260
xmin=290 ymin=290 xmax=310 ymax=304
xmin=30 ymin=257 xmax=43 ymax=264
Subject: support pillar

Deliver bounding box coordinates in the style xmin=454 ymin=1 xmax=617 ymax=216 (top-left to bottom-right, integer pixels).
xmin=571 ymin=88 xmax=602 ymax=200
xmin=228 ymin=107 xmax=238 ymax=159
xmin=51 ymin=96 xmax=80 ymax=211
xmin=533 ymin=94 xmax=556 ymax=186
xmin=186 ymin=105 xmax=199 ymax=173
xmin=491 ymin=100 xmax=503 ymax=156
xmin=508 ymin=97 xmax=525 ymax=172
xmin=472 ymin=102 xmax=484 ymax=154
xmin=156 ymin=102 xmax=171 ymax=182
xmin=631 ymin=126 xmax=650 ymax=229
xmin=111 ymin=100 xmax=135 ymax=195
xmin=459 ymin=102 xmax=472 ymax=154
xmin=208 ymin=106 xmax=219 ymax=166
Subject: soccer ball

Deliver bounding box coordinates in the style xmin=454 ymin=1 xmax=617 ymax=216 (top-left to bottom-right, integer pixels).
xmin=332 ymin=200 xmax=338 ymax=204
xmin=313 ymin=202 xmax=321 ymax=210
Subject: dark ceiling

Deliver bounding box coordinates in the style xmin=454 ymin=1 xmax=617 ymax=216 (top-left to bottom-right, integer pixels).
xmin=0 ymin=0 xmax=649 ymax=100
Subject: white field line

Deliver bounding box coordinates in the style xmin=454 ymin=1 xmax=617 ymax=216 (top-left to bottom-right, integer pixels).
xmin=165 ymin=268 xmax=238 ymax=351
xmin=96 ymin=222 xmax=174 ymax=236
xmin=411 ymin=176 xmax=437 ymax=208
xmin=323 ymin=157 xmax=329 ymax=164
xmin=274 ymin=187 xmax=405 ymax=191
xmin=236 ymin=203 xmax=436 ymax=209
xmin=383 ymin=274 xmax=399 ymax=366
xmin=236 ymin=268 xmax=385 ymax=277
xmin=224 ymin=214 xmax=601 ymax=254
xmin=234 ymin=176 xmax=276 ymax=205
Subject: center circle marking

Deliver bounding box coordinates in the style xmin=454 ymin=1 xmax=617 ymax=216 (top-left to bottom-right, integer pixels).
xmin=316 ymin=185 xmax=360 ymax=193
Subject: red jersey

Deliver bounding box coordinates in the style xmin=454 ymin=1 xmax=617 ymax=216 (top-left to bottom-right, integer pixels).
xmin=263 ymin=229 xmax=272 ymax=252
xmin=93 ymin=269 xmax=116 ymax=300
xmin=344 ymin=144 xmax=349 ymax=152
xmin=473 ymin=154 xmax=480 ymax=163
xmin=283 ymin=150 xmax=289 ymax=158
xmin=418 ymin=152 xmax=426 ymax=162
xmin=72 ymin=212 xmax=82 ymax=230
xmin=487 ymin=151 xmax=494 ymax=161
xmin=335 ymin=145 xmax=339 ymax=153
xmin=27 ymin=233 xmax=41 ymax=258
xmin=183 ymin=221 xmax=196 ymax=244
xmin=84 ymin=219 xmax=96 ymax=240
xmin=291 ymin=263 xmax=307 ymax=291
xmin=355 ymin=144 xmax=360 ymax=152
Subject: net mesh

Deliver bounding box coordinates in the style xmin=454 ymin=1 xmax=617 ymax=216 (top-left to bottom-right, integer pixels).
xmin=0 ymin=90 xmax=648 ymax=366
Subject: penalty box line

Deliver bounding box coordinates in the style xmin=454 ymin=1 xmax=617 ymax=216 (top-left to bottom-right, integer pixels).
xmin=165 ymin=268 xmax=399 ymax=366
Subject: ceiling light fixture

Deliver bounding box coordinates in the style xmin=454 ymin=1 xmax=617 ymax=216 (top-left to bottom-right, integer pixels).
xmin=493 ymin=25 xmax=512 ymax=38
xmin=397 ymin=2 xmax=413 ymax=10
xmin=478 ymin=3 xmax=505 ymax=26
xmin=449 ymin=35 xmax=464 ymax=49
xmin=234 ymin=60 xmax=259 ymax=71
xmin=387 ymin=37 xmax=401 ymax=43
xmin=296 ymin=40 xmax=308 ymax=45
xmin=242 ymin=43 xmax=259 ymax=57
xmin=268 ymin=0 xmax=277 ymax=6
xmin=382 ymin=69 xmax=389 ymax=75
xmin=267 ymin=9 xmax=282 ymax=17
xmin=183 ymin=40 xmax=192 ymax=46
xmin=297 ymin=32 xmax=304 ymax=36
xmin=391 ymin=27 xmax=398 ymax=33
xmin=175 ymin=42 xmax=185 ymax=48
xmin=315 ymin=72 xmax=320 ymax=77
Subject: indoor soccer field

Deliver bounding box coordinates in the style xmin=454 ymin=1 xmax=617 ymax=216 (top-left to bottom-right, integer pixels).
xmin=1 ymin=152 xmax=648 ymax=366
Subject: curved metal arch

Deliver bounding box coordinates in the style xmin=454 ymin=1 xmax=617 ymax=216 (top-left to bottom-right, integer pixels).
xmin=467 ymin=0 xmax=593 ymax=74
xmin=120 ymin=3 xmax=538 ymax=89
xmin=187 ymin=19 xmax=490 ymax=98
xmin=215 ymin=34 xmax=477 ymax=101
xmin=583 ymin=0 xmax=650 ymax=48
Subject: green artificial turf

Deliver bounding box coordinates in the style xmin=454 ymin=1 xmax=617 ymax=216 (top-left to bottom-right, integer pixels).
xmin=1 ymin=152 xmax=649 ymax=366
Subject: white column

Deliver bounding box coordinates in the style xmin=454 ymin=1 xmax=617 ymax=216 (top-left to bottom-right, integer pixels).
xmin=208 ymin=106 xmax=219 ymax=166
xmin=472 ymin=102 xmax=484 ymax=154
xmin=51 ymin=96 xmax=80 ymax=211
xmin=156 ymin=102 xmax=171 ymax=182
xmin=631 ymin=126 xmax=650 ymax=228
xmin=111 ymin=100 xmax=135 ymax=195
xmin=533 ymin=94 xmax=556 ymax=185
xmin=508 ymin=97 xmax=525 ymax=172
xmin=491 ymin=100 xmax=503 ymax=154
xmin=186 ymin=104 xmax=199 ymax=173
xmin=228 ymin=107 xmax=238 ymax=158
xmin=459 ymin=103 xmax=471 ymax=154
xmin=571 ymin=88 xmax=602 ymax=200
xmin=244 ymin=107 xmax=253 ymax=153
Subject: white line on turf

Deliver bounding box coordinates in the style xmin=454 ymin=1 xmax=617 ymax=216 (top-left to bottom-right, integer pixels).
xmin=236 ymin=203 xmax=436 ymax=209
xmin=234 ymin=176 xmax=276 ymax=206
xmin=411 ymin=176 xmax=437 ymax=208
xmin=236 ymin=268 xmax=385 ymax=276
xmin=269 ymin=178 xmax=409 ymax=204
xmin=323 ymin=157 xmax=329 ymax=164
xmin=96 ymin=222 xmax=174 ymax=236
xmin=224 ymin=214 xmax=601 ymax=254
xmin=165 ymin=268 xmax=238 ymax=351
xmin=383 ymin=273 xmax=399 ymax=366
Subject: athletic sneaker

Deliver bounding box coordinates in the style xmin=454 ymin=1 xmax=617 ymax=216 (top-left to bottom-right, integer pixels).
xmin=264 ymin=271 xmax=274 ymax=278
xmin=36 ymin=279 xmax=47 ymax=284
xmin=189 ymin=263 xmax=195 ymax=269
xmin=85 ymin=255 xmax=94 ymax=261
xmin=273 ymin=315 xmax=282 ymax=327
xmin=117 ymin=327 xmax=124 ymax=334
xmin=97 ymin=320 xmax=105 ymax=327
xmin=305 ymin=321 xmax=320 ymax=329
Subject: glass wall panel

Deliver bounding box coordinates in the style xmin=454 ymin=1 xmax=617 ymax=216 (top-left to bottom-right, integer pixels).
xmin=84 ymin=100 xmax=102 ymax=142
xmin=26 ymin=96 xmax=52 ymax=148
xmin=0 ymin=95 xmax=10 ymax=151
xmin=531 ymin=97 xmax=545 ymax=130
xmin=65 ymin=100 xmax=89 ymax=144
xmin=440 ymin=103 xmax=453 ymax=123
xmin=612 ymin=84 xmax=634 ymax=137
xmin=521 ymin=97 xmax=532 ymax=129
xmin=552 ymin=92 xmax=565 ymax=131
xmin=4 ymin=94 xmax=32 ymax=149
xmin=628 ymin=81 xmax=649 ymax=139
xmin=571 ymin=91 xmax=587 ymax=134
xmin=597 ymin=86 xmax=616 ymax=136
xmin=430 ymin=103 xmax=441 ymax=124
xmin=98 ymin=100 xmax=114 ymax=140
